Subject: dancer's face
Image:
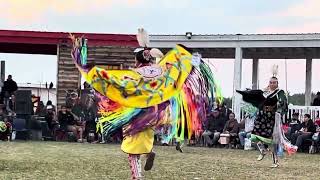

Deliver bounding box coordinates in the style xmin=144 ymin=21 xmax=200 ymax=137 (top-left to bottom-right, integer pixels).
xmin=269 ymin=78 xmax=278 ymax=91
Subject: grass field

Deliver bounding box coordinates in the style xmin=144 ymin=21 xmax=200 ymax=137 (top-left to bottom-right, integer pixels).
xmin=0 ymin=141 xmax=319 ymax=180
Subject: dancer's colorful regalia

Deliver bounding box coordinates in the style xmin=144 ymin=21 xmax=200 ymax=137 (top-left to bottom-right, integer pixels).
xmin=237 ymin=66 xmax=297 ymax=168
xmin=70 ymin=29 xmax=223 ymax=179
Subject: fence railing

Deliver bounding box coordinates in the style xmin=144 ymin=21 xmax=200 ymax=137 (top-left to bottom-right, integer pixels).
xmin=288 ymin=104 xmax=320 ymax=121
xmin=240 ymin=104 xmax=320 ymax=121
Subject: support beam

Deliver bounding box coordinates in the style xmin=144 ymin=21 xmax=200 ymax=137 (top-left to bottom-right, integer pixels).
xmin=252 ymin=58 xmax=259 ymax=90
xmin=305 ymin=58 xmax=312 ymax=105
xmin=0 ymin=61 xmax=4 ymax=92
xmin=0 ymin=61 xmax=5 ymax=82
xmin=232 ymin=47 xmax=243 ymax=121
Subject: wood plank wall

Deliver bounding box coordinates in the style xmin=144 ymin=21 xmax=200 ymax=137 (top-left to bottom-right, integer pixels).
xmin=56 ymin=44 xmax=136 ymax=108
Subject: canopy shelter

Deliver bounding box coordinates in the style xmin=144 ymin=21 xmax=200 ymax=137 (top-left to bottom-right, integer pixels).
xmin=149 ymin=33 xmax=320 ymax=119
xmin=0 ymin=30 xmax=138 ymax=107
xmin=1 ymin=30 xmax=318 ymax=115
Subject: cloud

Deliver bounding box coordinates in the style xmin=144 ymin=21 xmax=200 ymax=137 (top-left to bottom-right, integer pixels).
xmin=0 ymin=0 xmax=143 ymax=25
xmin=279 ymin=0 xmax=320 ymax=18
xmin=255 ymin=0 xmax=320 ymax=33
xmin=257 ymin=22 xmax=320 ymax=33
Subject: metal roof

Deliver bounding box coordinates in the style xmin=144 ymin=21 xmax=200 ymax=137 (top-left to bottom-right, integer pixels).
xmin=0 ymin=29 xmax=138 ymax=55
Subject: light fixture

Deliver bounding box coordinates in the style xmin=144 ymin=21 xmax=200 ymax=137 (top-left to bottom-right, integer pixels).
xmin=185 ymin=32 xmax=192 ymax=39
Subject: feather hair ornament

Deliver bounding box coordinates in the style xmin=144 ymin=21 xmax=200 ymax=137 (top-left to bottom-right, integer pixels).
xmin=150 ymin=48 xmax=164 ymax=58
xmin=272 ymin=64 xmax=279 ymax=77
xmin=136 ymin=28 xmax=150 ymax=48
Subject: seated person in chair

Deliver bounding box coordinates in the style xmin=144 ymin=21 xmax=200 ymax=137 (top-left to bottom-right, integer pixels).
xmin=202 ymin=109 xmax=226 ymax=147
xmin=58 ymin=105 xmax=74 ymax=130
xmin=0 ymin=107 xmax=11 ymax=141
xmin=310 ymin=125 xmax=320 ymax=153
xmin=44 ymin=105 xmax=59 ymax=136
xmin=221 ymin=112 xmax=239 ymax=148
xmin=290 ymin=114 xmax=316 ymax=150
xmin=59 ymin=105 xmax=84 ymax=142
xmin=286 ymin=112 xmax=301 ymax=140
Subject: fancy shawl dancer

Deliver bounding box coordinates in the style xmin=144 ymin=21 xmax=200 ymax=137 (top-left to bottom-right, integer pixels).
xmin=237 ymin=65 xmax=297 ymax=168
xmin=70 ymin=28 xmax=222 ymax=179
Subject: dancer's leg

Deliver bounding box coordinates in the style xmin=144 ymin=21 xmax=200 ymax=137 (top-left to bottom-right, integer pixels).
xmin=144 ymin=151 xmax=156 ymax=171
xmin=128 ymin=154 xmax=142 ymax=179
xmin=270 ymin=144 xmax=279 ymax=168
xmin=176 ymin=139 xmax=184 ymax=153
xmin=256 ymin=142 xmax=267 ymax=161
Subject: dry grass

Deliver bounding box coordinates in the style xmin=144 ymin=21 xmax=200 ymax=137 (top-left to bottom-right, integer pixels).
xmin=0 ymin=141 xmax=319 ymax=180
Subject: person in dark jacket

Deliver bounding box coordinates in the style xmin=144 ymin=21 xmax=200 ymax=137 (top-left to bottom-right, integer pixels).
xmin=222 ymin=112 xmax=239 ymax=147
xmin=44 ymin=105 xmax=59 ymax=136
xmin=58 ymin=105 xmax=75 ymax=131
xmin=312 ymin=92 xmax=320 ymax=106
xmin=1 ymin=75 xmax=18 ymax=107
xmin=2 ymin=75 xmax=18 ymax=97
xmin=290 ymin=114 xmax=316 ymax=150
xmin=286 ymin=112 xmax=301 ymax=140
xmin=216 ymin=102 xmax=232 ymax=121
xmin=58 ymin=105 xmax=84 ymax=142
xmin=223 ymin=113 xmax=239 ymax=134
xmin=202 ymin=109 xmax=226 ymax=146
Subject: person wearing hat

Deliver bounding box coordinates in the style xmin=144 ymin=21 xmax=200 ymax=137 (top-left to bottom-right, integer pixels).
xmin=202 ymin=109 xmax=226 ymax=147
xmin=312 ymin=92 xmax=320 ymax=106
xmin=44 ymin=105 xmax=59 ymax=136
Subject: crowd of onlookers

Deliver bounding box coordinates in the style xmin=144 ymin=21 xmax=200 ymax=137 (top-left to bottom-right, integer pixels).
xmin=1 ymin=75 xmax=320 ymax=154
xmin=197 ymin=96 xmax=320 ymax=153
xmin=34 ymin=82 xmax=101 ymax=143
xmin=200 ymin=104 xmax=252 ymax=149
xmin=0 ymin=75 xmax=18 ymax=141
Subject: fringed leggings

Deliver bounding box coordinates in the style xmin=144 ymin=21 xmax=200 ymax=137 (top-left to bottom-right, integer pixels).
xmin=271 ymin=144 xmax=279 ymax=164
xmin=128 ymin=154 xmax=142 ymax=180
xmin=257 ymin=142 xmax=278 ymax=164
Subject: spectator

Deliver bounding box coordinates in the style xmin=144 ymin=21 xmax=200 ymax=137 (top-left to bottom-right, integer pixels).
xmin=82 ymin=95 xmax=98 ymax=142
xmin=45 ymin=100 xmax=56 ymax=112
xmin=0 ymin=121 xmax=11 ymax=141
xmin=310 ymin=125 xmax=320 ymax=153
xmin=36 ymin=101 xmax=46 ymax=116
xmin=0 ymin=106 xmax=11 ymax=141
xmin=1 ymin=75 xmax=18 ymax=111
xmin=58 ymin=105 xmax=75 ymax=131
xmin=0 ymin=105 xmax=7 ymax=121
xmin=44 ymin=105 xmax=59 ymax=136
xmin=67 ymin=106 xmax=85 ymax=142
xmin=222 ymin=112 xmax=239 ymax=147
xmin=2 ymin=75 xmax=18 ymax=98
xmin=216 ymin=102 xmax=232 ymax=121
xmin=202 ymin=109 xmax=226 ymax=147
xmin=286 ymin=112 xmax=301 ymax=140
xmin=290 ymin=114 xmax=316 ymax=150
xmin=312 ymin=92 xmax=320 ymax=106
xmin=71 ymin=99 xmax=84 ymax=120
xmin=238 ymin=115 xmax=254 ymax=148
